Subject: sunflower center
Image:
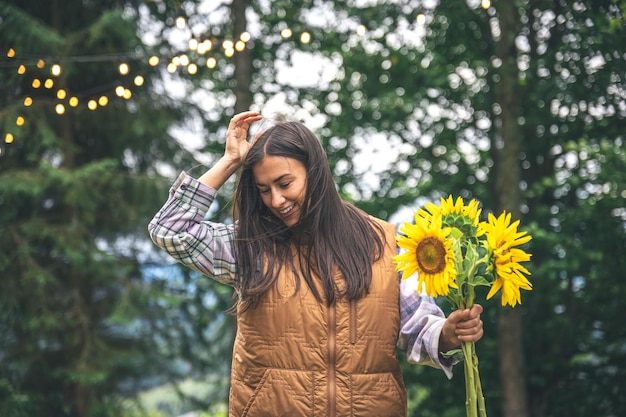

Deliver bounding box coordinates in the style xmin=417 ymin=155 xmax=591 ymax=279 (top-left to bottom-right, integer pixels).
xmin=415 ymin=237 xmax=447 ymax=274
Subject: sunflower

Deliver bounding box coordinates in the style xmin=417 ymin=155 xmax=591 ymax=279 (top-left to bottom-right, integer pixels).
xmin=394 ymin=212 xmax=457 ymax=297
xmin=480 ymin=211 xmax=533 ymax=307
xmin=420 ymin=195 xmax=483 ymax=239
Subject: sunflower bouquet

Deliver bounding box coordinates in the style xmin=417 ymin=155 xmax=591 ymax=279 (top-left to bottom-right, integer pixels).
xmin=393 ymin=196 xmax=532 ymax=417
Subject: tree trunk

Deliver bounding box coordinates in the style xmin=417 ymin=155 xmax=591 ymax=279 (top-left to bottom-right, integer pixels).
xmin=493 ymin=1 xmax=529 ymax=417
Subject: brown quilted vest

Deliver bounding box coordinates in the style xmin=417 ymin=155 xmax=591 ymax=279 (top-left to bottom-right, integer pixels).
xmin=228 ymin=220 xmax=407 ymax=416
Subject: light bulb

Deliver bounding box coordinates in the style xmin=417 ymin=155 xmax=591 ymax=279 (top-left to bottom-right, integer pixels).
xmin=118 ymin=62 xmax=129 ymax=75
xmin=51 ymin=63 xmax=62 ymax=76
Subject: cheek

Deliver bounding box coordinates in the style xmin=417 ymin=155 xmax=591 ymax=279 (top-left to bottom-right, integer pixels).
xmin=298 ymin=181 xmax=308 ymax=199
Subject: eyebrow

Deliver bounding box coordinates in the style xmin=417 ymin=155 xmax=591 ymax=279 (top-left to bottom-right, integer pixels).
xmin=255 ymin=173 xmax=292 ymax=187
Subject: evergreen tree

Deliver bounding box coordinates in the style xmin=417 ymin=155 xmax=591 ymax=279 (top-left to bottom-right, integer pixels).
xmin=0 ymin=1 xmax=196 ymax=415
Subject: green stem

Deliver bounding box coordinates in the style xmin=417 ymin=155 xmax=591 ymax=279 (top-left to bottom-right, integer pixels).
xmin=462 ymin=341 xmax=477 ymax=417
xmin=472 ymin=342 xmax=488 ymax=417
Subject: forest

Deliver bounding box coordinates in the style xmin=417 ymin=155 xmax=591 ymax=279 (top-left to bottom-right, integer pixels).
xmin=0 ymin=0 xmax=625 ymax=416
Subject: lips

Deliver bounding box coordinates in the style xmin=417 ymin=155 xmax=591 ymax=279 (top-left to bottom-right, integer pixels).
xmin=279 ymin=204 xmax=296 ymax=215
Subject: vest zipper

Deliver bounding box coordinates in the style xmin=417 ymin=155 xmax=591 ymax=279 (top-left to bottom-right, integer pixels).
xmin=349 ymin=299 xmax=357 ymax=344
xmin=328 ymin=303 xmax=337 ymax=417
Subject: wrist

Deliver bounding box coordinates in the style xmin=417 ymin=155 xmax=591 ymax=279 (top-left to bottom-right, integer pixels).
xmin=198 ymin=156 xmax=242 ymax=190
xmin=218 ymin=155 xmax=243 ymax=174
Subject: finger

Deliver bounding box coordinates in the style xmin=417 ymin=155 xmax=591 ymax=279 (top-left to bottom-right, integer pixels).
xmin=230 ymin=111 xmax=262 ymax=126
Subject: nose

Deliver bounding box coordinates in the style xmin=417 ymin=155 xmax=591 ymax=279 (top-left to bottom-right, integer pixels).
xmin=270 ymin=188 xmax=285 ymax=208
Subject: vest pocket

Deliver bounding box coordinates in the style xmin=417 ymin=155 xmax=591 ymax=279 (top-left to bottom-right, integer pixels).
xmin=241 ymin=368 xmax=315 ymax=417
xmin=349 ymin=372 xmax=407 ymax=416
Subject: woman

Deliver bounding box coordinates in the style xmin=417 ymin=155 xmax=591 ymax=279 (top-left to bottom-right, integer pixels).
xmin=149 ymin=111 xmax=483 ymax=416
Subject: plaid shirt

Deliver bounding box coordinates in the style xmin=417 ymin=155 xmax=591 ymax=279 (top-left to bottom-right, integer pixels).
xmin=149 ymin=172 xmax=454 ymax=377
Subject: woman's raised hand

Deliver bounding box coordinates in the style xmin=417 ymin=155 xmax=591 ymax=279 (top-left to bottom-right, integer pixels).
xmin=224 ymin=111 xmax=263 ymax=164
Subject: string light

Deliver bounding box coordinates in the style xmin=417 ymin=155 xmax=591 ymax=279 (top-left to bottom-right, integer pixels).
xmin=481 ymin=0 xmax=491 ymax=9
xmin=175 ymin=12 xmax=186 ymax=30
xmin=51 ymin=63 xmax=62 ymax=76
xmin=2 ymin=23 xmax=318 ymax=156
xmin=118 ymin=62 xmax=130 ymax=75
xmin=197 ymin=41 xmax=210 ymax=54
xmin=356 ymin=24 xmax=366 ymax=36
xmin=416 ymin=13 xmax=426 ymax=25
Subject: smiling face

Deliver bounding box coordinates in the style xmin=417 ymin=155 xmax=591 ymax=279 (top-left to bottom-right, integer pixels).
xmin=252 ymin=155 xmax=308 ymax=227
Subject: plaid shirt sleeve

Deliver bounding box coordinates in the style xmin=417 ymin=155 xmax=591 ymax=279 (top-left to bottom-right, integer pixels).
xmin=397 ymin=273 xmax=456 ymax=379
xmin=148 ymin=171 xmax=238 ymax=287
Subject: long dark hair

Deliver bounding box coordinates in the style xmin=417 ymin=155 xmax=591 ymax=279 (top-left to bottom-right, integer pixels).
xmin=233 ymin=121 xmax=386 ymax=310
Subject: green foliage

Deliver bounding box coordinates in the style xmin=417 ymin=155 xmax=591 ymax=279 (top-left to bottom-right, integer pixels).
xmin=0 ymin=1 xmax=205 ymax=416
xmin=2 ymin=0 xmax=625 ymax=416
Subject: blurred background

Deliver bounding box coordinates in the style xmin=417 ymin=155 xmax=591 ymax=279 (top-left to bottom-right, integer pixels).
xmin=1 ymin=0 xmax=625 ymax=416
